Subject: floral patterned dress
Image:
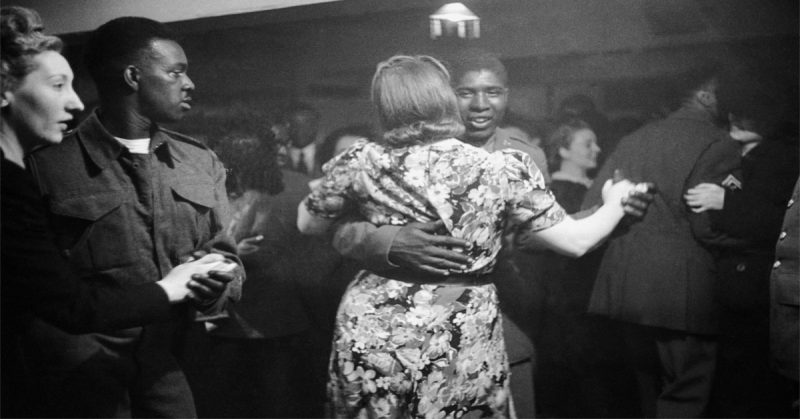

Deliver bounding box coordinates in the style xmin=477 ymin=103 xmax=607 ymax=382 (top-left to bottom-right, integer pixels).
xmin=305 ymin=138 xmax=565 ymax=418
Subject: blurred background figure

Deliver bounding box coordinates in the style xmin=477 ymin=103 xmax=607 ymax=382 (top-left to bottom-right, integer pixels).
xmin=580 ymin=62 xmax=744 ymax=418
xmin=286 ymin=102 xmax=322 ymax=177
xmin=316 ymin=123 xmax=375 ymax=170
xmin=770 ymin=177 xmax=799 ymax=418
xmin=554 ymin=93 xmax=613 ymax=166
xmin=684 ymin=67 xmax=799 ymax=418
xmin=502 ymin=111 xmax=546 ymax=148
xmin=534 ymin=118 xmax=639 ymax=417
xmin=546 ymin=118 xmax=601 ymax=212
xmin=179 ymin=109 xmax=345 ymax=418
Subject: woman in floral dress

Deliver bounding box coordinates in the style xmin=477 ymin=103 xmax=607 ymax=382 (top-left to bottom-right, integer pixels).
xmin=297 ymin=55 xmax=638 ymax=418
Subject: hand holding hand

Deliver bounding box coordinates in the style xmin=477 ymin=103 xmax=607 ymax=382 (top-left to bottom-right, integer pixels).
xmin=388 ymin=220 xmax=471 ymax=275
xmin=684 ymin=183 xmax=725 ymax=213
xmin=622 ymin=182 xmax=657 ymax=218
xmin=179 ymin=249 xmax=208 ymax=264
xmin=156 ymin=253 xmax=225 ymax=303
xmin=186 ymin=260 xmax=238 ymax=309
xmin=601 ymin=177 xmax=636 ymax=213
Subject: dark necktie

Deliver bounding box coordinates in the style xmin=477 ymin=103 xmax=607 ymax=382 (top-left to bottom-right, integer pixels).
xmin=296 ymin=150 xmax=308 ymax=175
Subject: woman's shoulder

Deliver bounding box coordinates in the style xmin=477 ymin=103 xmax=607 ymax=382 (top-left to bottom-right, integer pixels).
xmin=490 ymin=147 xmax=534 ymax=169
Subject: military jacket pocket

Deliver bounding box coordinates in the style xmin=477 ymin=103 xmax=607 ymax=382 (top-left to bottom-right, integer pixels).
xmin=47 ymin=191 xmax=127 ymax=270
xmin=170 ymin=181 xmax=218 ymax=247
xmin=171 ymin=181 xmax=216 ymax=211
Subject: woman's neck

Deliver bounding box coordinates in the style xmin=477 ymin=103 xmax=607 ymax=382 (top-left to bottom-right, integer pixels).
xmin=556 ymin=161 xmax=590 ymax=182
xmin=0 ymin=125 xmax=26 ymax=168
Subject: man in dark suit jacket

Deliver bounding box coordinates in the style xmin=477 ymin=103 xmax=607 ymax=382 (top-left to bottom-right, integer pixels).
xmin=581 ymin=63 xmax=742 ymax=418
xmin=286 ymin=103 xmax=324 ymax=178
xmin=770 ymin=178 xmax=800 ymax=416
xmin=684 ymin=77 xmax=800 ymax=417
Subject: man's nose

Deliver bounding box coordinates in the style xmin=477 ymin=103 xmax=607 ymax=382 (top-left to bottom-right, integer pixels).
xmin=183 ymin=74 xmax=195 ymax=91
xmin=470 ymin=92 xmax=490 ymax=109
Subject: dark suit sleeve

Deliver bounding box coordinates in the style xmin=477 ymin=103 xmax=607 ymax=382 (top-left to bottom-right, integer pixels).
xmin=1 ymin=168 xmax=172 ymax=334
xmin=710 ymin=143 xmax=799 ymax=243
xmin=686 ymin=139 xmax=749 ymax=248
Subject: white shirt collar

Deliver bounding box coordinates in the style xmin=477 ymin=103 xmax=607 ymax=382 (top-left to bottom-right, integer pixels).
xmin=289 ymin=142 xmax=316 ymax=170
xmin=114 ymin=137 xmax=151 ymax=154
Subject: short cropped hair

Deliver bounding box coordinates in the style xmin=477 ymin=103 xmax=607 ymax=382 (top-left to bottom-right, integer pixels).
xmin=672 ymin=61 xmax=722 ymax=105
xmin=545 ymin=118 xmax=592 ymax=171
xmin=717 ymin=66 xmax=789 ymax=138
xmin=1 ymin=6 xmax=63 ymax=92
xmin=371 ymin=55 xmax=464 ymax=147
xmin=448 ymin=48 xmax=508 ymax=87
xmin=84 ymin=16 xmax=176 ymax=93
xmin=285 ymin=102 xmax=320 ymax=120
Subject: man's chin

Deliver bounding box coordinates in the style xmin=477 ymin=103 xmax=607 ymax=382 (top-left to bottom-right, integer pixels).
xmin=464 ymin=129 xmax=494 ymax=145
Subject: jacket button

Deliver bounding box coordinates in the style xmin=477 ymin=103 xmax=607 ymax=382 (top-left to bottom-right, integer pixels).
xmin=773 ymin=260 xmax=782 ymax=269
xmin=736 ymin=263 xmax=746 ymax=272
xmin=779 ymin=231 xmax=788 ymax=240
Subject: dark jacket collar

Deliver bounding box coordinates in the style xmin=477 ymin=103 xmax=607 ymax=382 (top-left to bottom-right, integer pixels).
xmin=76 ymin=110 xmax=179 ymax=171
xmin=671 ymin=106 xmax=716 ymax=124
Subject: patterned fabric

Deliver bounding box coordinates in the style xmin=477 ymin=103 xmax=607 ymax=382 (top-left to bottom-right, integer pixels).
xmin=307 ymin=138 xmax=564 ymax=274
xmin=306 ymin=138 xmax=565 ymax=418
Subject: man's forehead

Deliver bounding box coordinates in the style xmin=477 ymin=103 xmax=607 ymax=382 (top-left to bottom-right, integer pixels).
xmin=143 ymin=39 xmax=186 ymax=62
xmin=456 ymin=69 xmax=507 ymax=89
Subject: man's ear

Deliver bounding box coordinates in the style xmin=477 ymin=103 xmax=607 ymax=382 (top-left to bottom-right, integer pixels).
xmin=696 ymin=89 xmax=716 ymax=108
xmin=1 ymin=90 xmax=11 ymax=108
xmin=558 ymin=146 xmax=570 ymax=160
xmin=123 ymin=65 xmax=139 ymax=90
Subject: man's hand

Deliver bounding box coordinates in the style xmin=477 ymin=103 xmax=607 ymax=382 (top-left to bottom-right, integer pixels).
xmin=156 ymin=253 xmax=226 ymax=303
xmin=388 ymin=220 xmax=471 ymax=275
xmin=622 ymin=183 xmax=657 ymax=218
xmin=613 ymin=168 xmax=656 ymax=219
xmin=186 ymin=260 xmax=238 ymax=309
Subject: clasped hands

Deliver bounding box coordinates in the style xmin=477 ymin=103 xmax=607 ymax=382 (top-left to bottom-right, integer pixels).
xmin=386 ymin=169 xmax=656 ymax=276
xmin=611 ymin=168 xmax=657 ymax=218
xmin=156 ymin=250 xmax=239 ymax=307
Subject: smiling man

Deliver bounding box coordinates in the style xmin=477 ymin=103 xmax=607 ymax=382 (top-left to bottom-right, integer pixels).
xmin=26 ymin=17 xmax=243 ymax=417
xmin=450 ymin=49 xmax=549 ymax=183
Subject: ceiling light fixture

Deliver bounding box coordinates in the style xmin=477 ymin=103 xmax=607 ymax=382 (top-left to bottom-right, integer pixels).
xmin=430 ymin=2 xmax=480 ymax=39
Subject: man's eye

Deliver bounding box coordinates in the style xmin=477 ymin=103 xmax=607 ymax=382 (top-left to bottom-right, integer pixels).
xmin=487 ymin=89 xmax=504 ymax=97
xmin=457 ymin=91 xmax=474 ymax=98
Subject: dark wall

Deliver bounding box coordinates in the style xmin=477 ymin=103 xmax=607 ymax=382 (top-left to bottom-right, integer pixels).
xmin=62 ymin=0 xmax=799 ymax=140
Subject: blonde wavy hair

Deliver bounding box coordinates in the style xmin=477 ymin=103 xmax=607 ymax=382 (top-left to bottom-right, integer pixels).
xmin=371 ymin=55 xmax=464 ymax=147
xmin=1 ymin=6 xmax=63 ymax=92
